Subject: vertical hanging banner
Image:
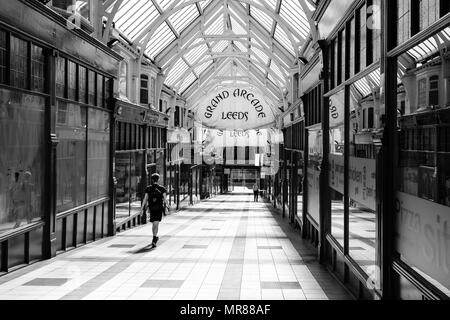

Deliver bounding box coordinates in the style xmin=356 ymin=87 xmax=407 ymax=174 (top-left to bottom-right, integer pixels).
xmin=196 ymin=88 xmax=276 ymax=130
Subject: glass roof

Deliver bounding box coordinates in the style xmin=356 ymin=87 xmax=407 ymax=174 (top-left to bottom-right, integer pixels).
xmin=108 ymin=0 xmax=316 ymax=106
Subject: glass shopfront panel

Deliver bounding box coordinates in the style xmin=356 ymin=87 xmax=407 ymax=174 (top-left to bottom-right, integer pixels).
xmin=307 ymin=129 xmax=322 ymax=225
xmin=329 ymin=90 xmax=346 ymax=247
xmin=296 ymin=152 xmax=304 ymax=219
xmin=115 ymin=152 xmax=144 ymax=222
xmin=348 ymin=89 xmax=378 ymax=278
xmin=87 ymin=109 xmax=110 ymax=202
xmin=0 ymin=89 xmax=45 ymax=234
xmin=56 ymin=102 xmax=87 ymax=213
xmin=395 ymin=30 xmax=450 ymax=295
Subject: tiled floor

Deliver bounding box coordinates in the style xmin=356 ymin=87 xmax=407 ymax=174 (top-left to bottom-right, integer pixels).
xmin=0 ymin=192 xmax=353 ymax=300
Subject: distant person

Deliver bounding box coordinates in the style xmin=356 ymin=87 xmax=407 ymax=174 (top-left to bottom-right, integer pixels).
xmin=253 ymin=182 xmax=259 ymax=202
xmin=141 ymin=173 xmax=168 ymax=248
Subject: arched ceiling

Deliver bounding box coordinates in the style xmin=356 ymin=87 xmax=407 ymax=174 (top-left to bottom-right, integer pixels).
xmin=106 ymin=0 xmax=318 ymax=111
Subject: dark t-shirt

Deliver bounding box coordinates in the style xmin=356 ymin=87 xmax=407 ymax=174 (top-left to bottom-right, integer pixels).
xmin=145 ymin=184 xmax=167 ymax=212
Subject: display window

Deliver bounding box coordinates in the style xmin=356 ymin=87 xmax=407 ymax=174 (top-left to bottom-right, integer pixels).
xmin=329 ymin=90 xmax=346 ymax=247
xmin=0 ymin=88 xmax=46 ymax=234
xmin=394 ymin=26 xmax=450 ymax=296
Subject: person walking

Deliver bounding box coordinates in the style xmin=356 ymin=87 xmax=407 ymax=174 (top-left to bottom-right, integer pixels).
xmin=141 ymin=173 xmax=168 ymax=248
xmin=253 ymin=182 xmax=259 ymax=202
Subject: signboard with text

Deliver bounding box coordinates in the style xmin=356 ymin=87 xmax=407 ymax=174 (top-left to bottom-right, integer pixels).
xmin=196 ymin=88 xmax=276 ymax=130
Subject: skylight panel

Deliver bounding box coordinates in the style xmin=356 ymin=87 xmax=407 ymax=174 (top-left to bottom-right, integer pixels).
xmin=126 ymin=8 xmax=160 ymax=40
xmin=166 ymin=58 xmax=189 ymax=86
xmin=235 ymin=41 xmax=248 ymax=53
xmin=169 ymin=4 xmax=199 ymax=34
xmin=270 ymin=60 xmax=285 ymax=81
xmin=253 ymin=0 xmax=277 ymax=11
xmin=252 ymin=47 xmax=269 ymax=65
xmin=194 ymin=61 xmax=213 ymax=76
xmin=211 ymin=40 xmax=229 ymax=53
xmin=280 ymin=0 xmax=310 ymax=39
xmin=230 ymin=15 xmax=247 ymax=34
xmin=274 ymin=25 xmax=295 ymax=55
xmin=205 ymin=16 xmax=224 ymax=35
xmin=184 ymin=44 xmax=209 ymax=65
xmin=250 ymin=7 xmax=273 ymax=33
xmin=179 ymin=72 xmax=197 ymax=93
xmin=145 ymin=22 xmax=176 ymax=59
xmin=200 ymin=0 xmax=213 ymax=11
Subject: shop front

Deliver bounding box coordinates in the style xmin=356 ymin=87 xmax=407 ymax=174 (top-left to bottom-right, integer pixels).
xmin=0 ymin=0 xmax=120 ymax=272
xmin=113 ymin=100 xmax=167 ymax=231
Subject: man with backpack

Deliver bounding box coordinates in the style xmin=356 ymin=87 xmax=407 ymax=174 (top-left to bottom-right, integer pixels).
xmin=141 ymin=173 xmax=168 ymax=248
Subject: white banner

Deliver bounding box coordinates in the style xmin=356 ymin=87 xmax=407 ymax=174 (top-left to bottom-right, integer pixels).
xmin=396 ymin=192 xmax=450 ymax=291
xmin=329 ymin=90 xmax=345 ymax=128
xmin=196 ymin=88 xmax=276 ymax=130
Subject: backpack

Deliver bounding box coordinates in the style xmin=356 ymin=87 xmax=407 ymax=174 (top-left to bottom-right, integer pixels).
xmin=148 ymin=185 xmax=164 ymax=212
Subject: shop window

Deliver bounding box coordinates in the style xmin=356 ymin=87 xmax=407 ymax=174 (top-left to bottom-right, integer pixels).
xmin=67 ymin=60 xmax=77 ymax=101
xmin=10 ymin=35 xmax=28 ymax=89
xmin=396 ymin=36 xmax=450 ymax=295
xmin=56 ymin=102 xmax=87 ymax=213
xmin=140 ymin=74 xmax=149 ymax=105
xmin=429 ymin=75 xmax=439 ymax=107
xmin=329 ymin=90 xmax=346 ymax=248
xmin=56 ymin=56 xmax=66 ymax=98
xmin=88 ymin=70 xmax=95 ymax=105
xmin=87 ymin=108 xmax=110 ymax=201
xmin=0 ymin=30 xmax=6 ymax=84
xmin=79 ymin=65 xmax=87 ymax=104
xmin=0 ymin=88 xmax=46 ymax=234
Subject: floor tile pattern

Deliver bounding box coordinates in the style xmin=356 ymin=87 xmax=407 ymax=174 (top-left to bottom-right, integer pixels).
xmin=0 ymin=193 xmax=353 ymax=300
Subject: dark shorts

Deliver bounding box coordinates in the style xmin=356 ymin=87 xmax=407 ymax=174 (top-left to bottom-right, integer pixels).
xmin=150 ymin=209 xmax=163 ymax=222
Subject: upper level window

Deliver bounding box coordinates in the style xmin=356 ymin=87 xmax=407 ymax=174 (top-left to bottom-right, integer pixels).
xmin=429 ymin=75 xmax=439 ymax=107
xmin=0 ymin=30 xmax=6 ymax=85
xmin=140 ymin=74 xmax=149 ymax=105
xmin=150 ymin=76 xmax=156 ymax=107
xmin=418 ymin=78 xmax=427 ymax=108
xmin=118 ymin=61 xmax=127 ymax=97
xmin=53 ymin=0 xmax=90 ymax=21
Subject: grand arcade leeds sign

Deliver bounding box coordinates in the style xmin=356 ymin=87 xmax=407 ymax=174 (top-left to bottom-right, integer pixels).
xmin=196 ymin=88 xmax=276 ymax=130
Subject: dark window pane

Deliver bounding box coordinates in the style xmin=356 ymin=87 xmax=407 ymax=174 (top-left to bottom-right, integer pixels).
xmin=10 ymin=35 xmax=28 ymax=89
xmin=56 ymin=56 xmax=66 ymax=98
xmin=88 ymin=70 xmax=95 ymax=105
xmin=140 ymin=74 xmax=149 ymax=105
xmin=429 ymin=75 xmax=439 ymax=107
xmin=31 ymin=44 xmax=45 ymax=93
xmin=87 ymin=108 xmax=110 ymax=202
xmin=56 ymin=102 xmax=87 ymax=212
xmin=0 ymin=88 xmax=46 ymax=234
xmin=79 ymin=66 xmax=87 ymax=104
xmin=97 ymin=75 xmax=103 ymax=108
xmin=68 ymin=61 xmax=77 ymax=101
xmin=0 ymin=30 xmax=6 ymax=85
xmin=105 ymin=77 xmax=112 ymax=108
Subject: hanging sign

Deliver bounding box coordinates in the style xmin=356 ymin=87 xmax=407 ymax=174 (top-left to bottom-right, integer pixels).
xmin=329 ymin=90 xmax=345 ymax=128
xmin=196 ymin=88 xmax=276 ymax=130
